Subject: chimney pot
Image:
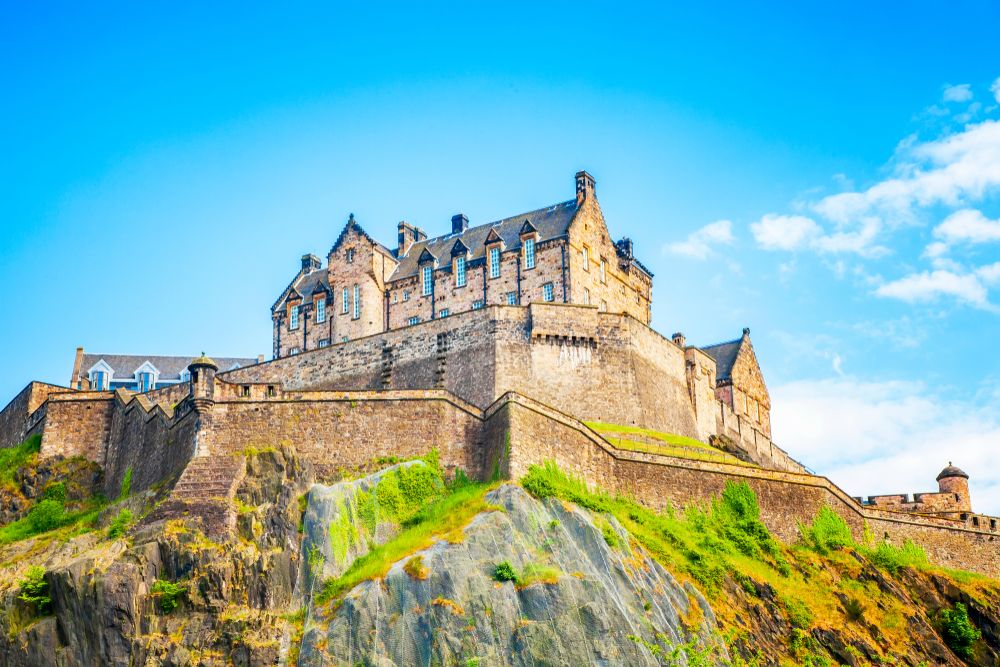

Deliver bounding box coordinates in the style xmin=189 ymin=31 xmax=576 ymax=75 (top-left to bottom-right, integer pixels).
xmin=452 ymin=213 xmax=469 ymax=234
xmin=672 ymin=332 xmax=686 ymax=348
xmin=301 ymin=254 xmax=321 ymax=272
xmin=575 ymin=170 xmax=596 ymax=203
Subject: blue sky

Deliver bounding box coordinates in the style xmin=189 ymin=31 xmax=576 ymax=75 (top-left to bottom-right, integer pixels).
xmin=2 ymin=3 xmax=999 ymax=510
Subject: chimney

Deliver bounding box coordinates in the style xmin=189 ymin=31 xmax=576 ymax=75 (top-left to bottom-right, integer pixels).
xmin=71 ymin=346 xmax=84 ymax=389
xmin=257 ymin=354 xmax=265 ymax=364
xmin=617 ymin=237 xmax=634 ymax=259
xmin=452 ymin=213 xmax=469 ymax=235
xmin=672 ymin=332 xmax=686 ymax=348
xmin=575 ymin=170 xmax=596 ymax=204
xmin=397 ymin=222 xmax=427 ymax=257
xmin=301 ymin=254 xmax=321 ymax=272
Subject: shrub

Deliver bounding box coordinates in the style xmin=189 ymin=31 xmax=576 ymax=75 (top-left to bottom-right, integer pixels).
xmin=862 ymin=539 xmax=928 ymax=575
xmin=404 ymin=555 xmax=429 ymax=580
xmin=27 ymin=499 xmax=65 ymax=533
xmin=119 ymin=467 xmax=133 ymax=500
xmin=493 ymin=561 xmax=518 ymax=583
xmin=41 ymin=482 xmax=67 ymax=503
xmin=601 ymin=523 xmax=620 ymax=548
xmin=150 ymin=579 xmax=186 ymax=613
xmin=843 ymin=597 xmax=865 ymax=622
xmin=107 ymin=509 xmax=133 ymax=539
xmin=17 ymin=565 xmax=51 ymax=615
xmin=801 ymin=506 xmax=853 ymax=553
xmin=940 ymin=602 xmax=981 ymax=660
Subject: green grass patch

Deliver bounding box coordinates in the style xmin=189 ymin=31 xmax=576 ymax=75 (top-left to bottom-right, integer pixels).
xmin=0 ymin=435 xmax=41 ymax=485
xmin=0 ymin=502 xmax=104 ymax=545
xmin=517 ymin=562 xmax=561 ymax=589
xmin=584 ymin=423 xmax=712 ymax=450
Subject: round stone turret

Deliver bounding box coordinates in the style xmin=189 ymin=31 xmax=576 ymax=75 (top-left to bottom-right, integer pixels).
xmin=936 ymin=462 xmax=972 ymax=513
xmin=188 ymin=352 xmax=218 ymax=408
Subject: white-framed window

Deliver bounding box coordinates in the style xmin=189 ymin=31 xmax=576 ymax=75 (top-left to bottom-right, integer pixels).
xmin=439 ymin=308 xmax=450 ymax=317
xmin=407 ymin=316 xmax=419 ymax=326
xmin=472 ymin=299 xmax=484 ymax=310
xmin=91 ymin=371 xmax=106 ymax=391
xmin=318 ymin=338 xmax=330 ymax=348
xmin=341 ymin=336 xmax=349 ymax=343
xmin=392 ymin=292 xmax=398 ymax=303
xmin=600 ymin=259 xmax=607 ymax=284
xmin=346 ymin=248 xmax=355 ymax=263
xmin=506 ymin=292 xmax=517 ymax=305
xmin=455 ymin=256 xmax=467 ymax=287
xmin=524 ymin=238 xmax=536 ymax=269
xmin=316 ymin=298 xmax=326 ymax=323
xmin=583 ymin=288 xmax=590 ymax=305
xmin=403 ymin=290 xmax=410 ymax=301
xmin=600 ymin=300 xmax=608 ymax=312
xmin=138 ymin=372 xmax=154 ymax=393
xmin=342 ymin=287 xmax=349 ymax=313
xmin=582 ymin=246 xmax=589 ymax=271
xmin=543 ymin=283 xmax=554 ymax=302
xmin=422 ymin=266 xmax=433 ymax=296
xmin=290 ymin=346 xmax=300 ymax=355
xmin=289 ymin=305 xmax=300 ymax=330
xmin=489 ymin=247 xmax=501 ymax=279
xmin=352 ymin=284 xmax=360 ymax=319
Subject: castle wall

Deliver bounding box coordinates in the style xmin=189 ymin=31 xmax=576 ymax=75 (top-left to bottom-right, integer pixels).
xmin=716 ymin=403 xmax=806 ymax=473
xmin=0 ymin=382 xmax=70 ymax=449
xmin=40 ymin=392 xmax=115 ymax=464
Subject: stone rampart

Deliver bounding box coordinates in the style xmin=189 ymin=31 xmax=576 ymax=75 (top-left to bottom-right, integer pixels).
xmin=0 ymin=382 xmax=71 ymax=449
xmin=40 ymin=391 xmax=116 ymax=464
xmin=716 ymin=403 xmax=807 ymax=473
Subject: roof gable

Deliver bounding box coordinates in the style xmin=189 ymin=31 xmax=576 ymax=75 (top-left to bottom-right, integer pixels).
xmin=484 ymin=228 xmax=503 ymax=245
xmin=330 ymin=213 xmax=384 ymax=254
xmin=450 ymin=238 xmax=470 ymax=257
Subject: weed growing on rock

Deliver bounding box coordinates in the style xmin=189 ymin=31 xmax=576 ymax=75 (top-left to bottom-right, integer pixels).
xmin=0 ymin=435 xmax=41 ymax=486
xmin=493 ymin=561 xmax=518 ymax=583
xmin=27 ymin=499 xmax=65 ymax=532
xmin=517 ymin=562 xmax=561 ymax=588
xmin=17 ymin=566 xmax=51 ymax=616
xmin=119 ymin=467 xmax=133 ymax=500
xmin=151 ymin=579 xmax=186 ymax=613
xmin=799 ymin=507 xmax=853 ymax=554
xmin=403 ymin=555 xmax=428 ymax=580
xmin=107 ymin=508 xmax=133 ymax=538
xmin=939 ymin=602 xmax=981 ymax=660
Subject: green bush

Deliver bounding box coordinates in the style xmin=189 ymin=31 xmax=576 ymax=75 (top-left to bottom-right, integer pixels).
xmin=27 ymin=499 xmax=65 ymax=533
xmin=41 ymin=482 xmax=67 ymax=503
xmin=862 ymin=539 xmax=928 ymax=575
xmin=150 ymin=579 xmax=186 ymax=613
xmin=800 ymin=506 xmax=853 ymax=553
xmin=107 ymin=509 xmax=133 ymax=539
xmin=17 ymin=565 xmax=51 ymax=616
xmin=493 ymin=561 xmax=518 ymax=583
xmin=940 ymin=602 xmax=981 ymax=660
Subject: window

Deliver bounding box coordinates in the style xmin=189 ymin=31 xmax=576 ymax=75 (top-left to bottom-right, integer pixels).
xmin=582 ymin=246 xmax=589 ymax=271
xmin=524 ymin=238 xmax=536 ymax=269
xmin=91 ymin=371 xmax=106 ymax=391
xmin=600 ymin=259 xmax=607 ymax=284
xmin=240 ymin=385 xmax=251 ymax=397
xmin=600 ymin=300 xmax=608 ymax=312
xmin=403 ymin=290 xmax=410 ymax=301
xmin=455 ymin=256 xmax=467 ymax=287
xmin=489 ymin=247 xmax=501 ymax=278
xmin=543 ymin=283 xmax=554 ymax=302
xmin=352 ymin=284 xmax=360 ymax=318
xmin=342 ymin=287 xmax=348 ymax=313
xmin=392 ymin=292 xmax=398 ymax=303
xmin=583 ymin=288 xmax=590 ymax=305
xmin=266 ymin=385 xmax=276 ymax=397
xmin=472 ymin=300 xmax=484 ymax=310
xmin=346 ymin=248 xmax=355 ymax=263
xmin=318 ymin=338 xmax=330 ymax=348
xmin=138 ymin=372 xmax=154 ymax=393
xmin=506 ymin=292 xmax=517 ymax=305
xmin=422 ymin=266 xmax=433 ymax=296
xmin=407 ymin=316 xmax=420 ymax=326
xmin=341 ymin=336 xmax=349 ymax=343
xmin=290 ymin=347 xmax=300 ymax=355
xmin=316 ymin=298 xmax=326 ymax=323
xmin=289 ymin=305 xmax=299 ymax=330
xmin=439 ymin=308 xmax=450 ymax=317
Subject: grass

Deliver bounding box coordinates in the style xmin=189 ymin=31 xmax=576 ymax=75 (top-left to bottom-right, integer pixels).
xmin=317 ymin=474 xmax=501 ymax=604
xmin=584 ymin=423 xmax=713 ymax=450
xmin=0 ymin=503 xmax=104 ymax=545
xmin=0 ymin=435 xmax=41 ymax=486
xmin=585 ymin=422 xmax=751 ymax=466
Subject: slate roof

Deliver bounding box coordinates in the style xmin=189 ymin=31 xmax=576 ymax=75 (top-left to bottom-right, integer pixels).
xmin=700 ymin=338 xmax=744 ymax=383
xmin=937 ymin=464 xmax=969 ymax=481
xmin=389 ymin=200 xmax=579 ymax=280
xmin=294 ymin=270 xmax=331 ymax=298
xmin=79 ymin=353 xmax=258 ymax=382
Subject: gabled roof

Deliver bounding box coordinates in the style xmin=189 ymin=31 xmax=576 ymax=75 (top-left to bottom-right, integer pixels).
xmin=417 ymin=247 xmax=437 ymax=265
xmin=330 ymin=213 xmax=394 ymax=257
xmin=450 ymin=238 xmax=470 ymax=257
xmin=78 ymin=354 xmax=258 ymax=383
xmin=272 ymin=267 xmax=330 ymax=312
xmin=484 ymin=228 xmax=504 ymax=245
xmin=700 ymin=331 xmax=750 ymax=383
xmin=390 ymin=199 xmax=578 ymax=280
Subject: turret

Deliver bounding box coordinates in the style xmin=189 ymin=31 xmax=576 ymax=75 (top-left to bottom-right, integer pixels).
xmin=936 ymin=463 xmax=972 ymax=513
xmin=188 ymin=353 xmax=218 ymax=409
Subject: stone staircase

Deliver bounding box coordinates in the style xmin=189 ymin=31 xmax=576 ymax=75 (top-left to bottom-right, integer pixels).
xmin=145 ymin=454 xmax=247 ymax=539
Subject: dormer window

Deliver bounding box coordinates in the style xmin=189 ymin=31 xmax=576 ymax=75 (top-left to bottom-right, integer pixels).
xmin=138 ymin=372 xmax=154 ymax=393
xmin=289 ymin=305 xmax=300 ymax=330
xmin=422 ymin=266 xmax=433 ymax=296
xmin=489 ymin=246 xmax=501 ymax=279
xmin=315 ymin=298 xmax=326 ymax=323
xmin=524 ymin=238 xmax=536 ymax=270
xmin=91 ymin=371 xmax=107 ymax=391
xmin=455 ymin=256 xmax=467 ymax=287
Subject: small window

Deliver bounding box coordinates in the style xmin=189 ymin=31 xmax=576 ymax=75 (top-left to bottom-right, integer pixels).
xmin=138 ymin=372 xmax=154 ymax=393
xmin=506 ymin=292 xmax=517 ymax=305
xmin=392 ymin=292 xmax=398 ymax=303
xmin=524 ymin=238 xmax=536 ymax=269
xmin=240 ymin=385 xmax=251 ymax=397
xmin=455 ymin=256 xmax=467 ymax=287
xmin=346 ymin=248 xmax=355 ymax=263
xmin=318 ymin=338 xmax=330 ymax=348
xmin=600 ymin=299 xmax=608 ymax=312
xmin=341 ymin=336 xmax=349 ymax=343
xmin=289 ymin=305 xmax=300 ymax=330
xmin=316 ymin=298 xmax=326 ymax=323
xmin=582 ymin=246 xmax=590 ymax=271
xmin=403 ymin=290 xmax=410 ymax=301
xmin=543 ymin=283 xmax=554 ymax=302
xmin=422 ymin=266 xmax=433 ymax=296
xmin=91 ymin=371 xmax=106 ymax=391
xmin=489 ymin=246 xmax=501 ymax=279
xmin=407 ymin=316 xmax=420 ymax=326
xmin=341 ymin=287 xmax=348 ymax=313
xmin=290 ymin=346 xmax=300 ymax=355
xmin=583 ymin=288 xmax=590 ymax=305
xmin=352 ymin=284 xmax=360 ymax=319
xmin=600 ymin=259 xmax=607 ymax=284
xmin=472 ymin=300 xmax=484 ymax=310
xmin=266 ymin=385 xmax=276 ymax=397
xmin=439 ymin=308 xmax=450 ymax=317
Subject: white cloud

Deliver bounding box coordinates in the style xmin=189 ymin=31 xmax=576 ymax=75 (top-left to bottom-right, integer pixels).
xmin=978 ymin=261 xmax=1000 ymax=285
xmin=943 ymin=83 xmax=973 ymax=103
xmin=771 ymin=377 xmax=1000 ymax=515
xmin=875 ymin=270 xmax=988 ymax=306
xmin=749 ymin=214 xmax=821 ymax=251
xmin=992 ymin=76 xmax=1000 ymax=104
xmin=664 ymin=219 xmax=735 ymax=259
xmin=933 ymin=208 xmax=1000 ymax=244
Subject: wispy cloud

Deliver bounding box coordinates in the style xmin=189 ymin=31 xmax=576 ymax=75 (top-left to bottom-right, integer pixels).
xmin=875 ymin=269 xmax=989 ymax=307
xmin=992 ymin=76 xmax=1000 ymax=104
xmin=933 ymin=208 xmax=1000 ymax=246
xmin=943 ymin=83 xmax=973 ymax=103
xmin=749 ymin=214 xmax=820 ymax=251
xmin=663 ymin=219 xmax=734 ymax=259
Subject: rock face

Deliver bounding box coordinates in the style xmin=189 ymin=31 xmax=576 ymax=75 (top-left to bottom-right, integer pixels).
xmin=297 ymin=482 xmax=728 ymax=666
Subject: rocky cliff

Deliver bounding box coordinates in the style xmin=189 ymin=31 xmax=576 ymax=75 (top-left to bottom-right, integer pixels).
xmin=0 ymin=441 xmax=999 ymax=666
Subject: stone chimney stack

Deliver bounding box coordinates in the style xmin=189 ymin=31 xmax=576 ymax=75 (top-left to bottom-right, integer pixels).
xmin=672 ymin=332 xmax=686 ymax=348
xmin=301 ymin=254 xmax=321 ymax=273
xmin=452 ymin=213 xmax=469 ymax=235
xmin=397 ymin=222 xmax=427 ymax=257
xmin=575 ymin=170 xmax=596 ymax=204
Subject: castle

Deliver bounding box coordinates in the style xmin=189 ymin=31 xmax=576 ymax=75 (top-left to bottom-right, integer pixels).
xmin=1 ymin=170 xmax=998 ymax=576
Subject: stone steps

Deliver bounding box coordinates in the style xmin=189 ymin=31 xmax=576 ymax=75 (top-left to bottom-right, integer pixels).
xmin=143 ymin=454 xmax=247 ymax=538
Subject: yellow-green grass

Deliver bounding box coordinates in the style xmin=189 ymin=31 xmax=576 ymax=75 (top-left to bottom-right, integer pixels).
xmin=585 ymin=422 xmax=750 ymax=466
xmin=584 ymin=422 xmax=711 ymax=450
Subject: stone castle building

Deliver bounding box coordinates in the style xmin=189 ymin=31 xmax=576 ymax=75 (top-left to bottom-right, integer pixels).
xmin=271 ymin=171 xmax=652 ymax=358
xmin=1 ymin=169 xmax=998 ymax=577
